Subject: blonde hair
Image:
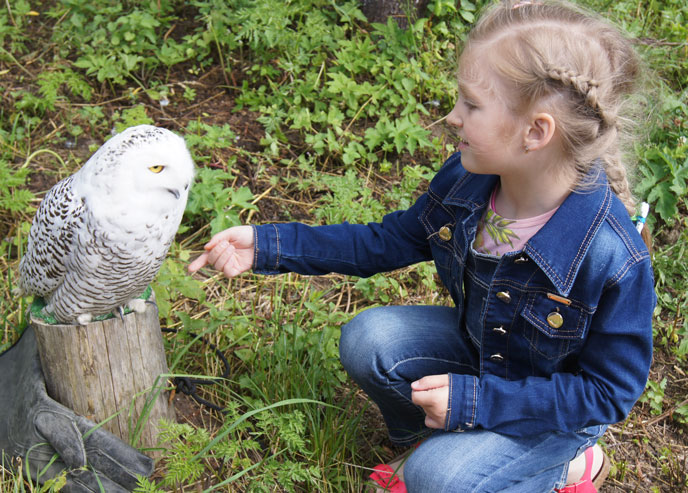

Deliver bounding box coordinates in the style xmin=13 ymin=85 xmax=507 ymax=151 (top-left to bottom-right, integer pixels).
xmin=462 ymin=0 xmax=641 ymax=213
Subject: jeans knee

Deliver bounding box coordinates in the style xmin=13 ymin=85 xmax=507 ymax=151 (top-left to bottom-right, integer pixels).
xmin=339 ymin=307 xmax=386 ymax=379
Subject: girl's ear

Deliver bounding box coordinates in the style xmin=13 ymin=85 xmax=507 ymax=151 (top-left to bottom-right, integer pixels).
xmin=523 ymin=112 xmax=556 ymax=152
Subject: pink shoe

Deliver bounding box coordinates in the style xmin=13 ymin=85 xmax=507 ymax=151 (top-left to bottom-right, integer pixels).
xmin=369 ymin=463 xmax=407 ymax=493
xmin=369 ymin=441 xmax=424 ymax=492
xmin=556 ymin=446 xmax=611 ymax=493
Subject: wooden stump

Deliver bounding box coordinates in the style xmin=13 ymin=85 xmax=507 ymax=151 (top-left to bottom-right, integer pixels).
xmin=31 ymin=295 xmax=176 ymax=457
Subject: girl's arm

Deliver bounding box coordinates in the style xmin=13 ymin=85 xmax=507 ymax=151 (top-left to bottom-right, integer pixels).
xmin=193 ymin=192 xmax=433 ymax=279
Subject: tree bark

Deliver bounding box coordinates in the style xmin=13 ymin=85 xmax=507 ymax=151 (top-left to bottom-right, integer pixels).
xmin=31 ymin=295 xmax=175 ymax=457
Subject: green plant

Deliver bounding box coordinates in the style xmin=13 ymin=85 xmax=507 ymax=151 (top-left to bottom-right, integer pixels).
xmin=152 ymin=252 xmax=206 ymax=322
xmin=184 ymin=167 xmax=256 ymax=236
xmin=0 ymin=161 xmax=33 ymax=216
xmin=639 ymin=377 xmax=667 ymax=415
xmin=184 ymin=121 xmax=238 ymax=165
xmin=12 ymin=66 xmax=92 ymax=115
xmin=311 ymin=170 xmax=387 ymax=224
xmin=636 ymin=143 xmax=688 ymax=224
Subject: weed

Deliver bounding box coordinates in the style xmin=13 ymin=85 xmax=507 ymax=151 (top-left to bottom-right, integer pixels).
xmin=639 ymin=377 xmax=668 ymax=415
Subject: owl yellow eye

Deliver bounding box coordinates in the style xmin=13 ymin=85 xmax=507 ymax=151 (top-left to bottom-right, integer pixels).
xmin=148 ymin=165 xmax=165 ymax=174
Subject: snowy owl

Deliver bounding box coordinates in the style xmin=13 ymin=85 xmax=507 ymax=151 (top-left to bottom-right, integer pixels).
xmin=18 ymin=125 xmax=195 ymax=325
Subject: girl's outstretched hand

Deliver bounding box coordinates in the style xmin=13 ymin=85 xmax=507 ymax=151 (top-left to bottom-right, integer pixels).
xmin=188 ymin=225 xmax=254 ymax=278
xmin=411 ymin=374 xmax=450 ymax=429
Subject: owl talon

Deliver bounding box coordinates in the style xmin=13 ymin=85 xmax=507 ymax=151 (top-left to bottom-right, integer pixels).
xmin=117 ymin=306 xmax=125 ymax=320
xmin=127 ymin=298 xmax=148 ymax=314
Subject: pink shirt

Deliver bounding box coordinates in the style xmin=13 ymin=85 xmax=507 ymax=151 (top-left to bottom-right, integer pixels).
xmin=474 ymin=188 xmax=558 ymax=256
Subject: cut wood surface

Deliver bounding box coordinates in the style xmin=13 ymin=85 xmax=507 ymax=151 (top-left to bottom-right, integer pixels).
xmin=32 ymin=296 xmax=175 ymax=457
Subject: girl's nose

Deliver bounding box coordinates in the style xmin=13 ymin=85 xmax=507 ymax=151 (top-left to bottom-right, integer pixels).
xmin=446 ymin=101 xmax=463 ymax=127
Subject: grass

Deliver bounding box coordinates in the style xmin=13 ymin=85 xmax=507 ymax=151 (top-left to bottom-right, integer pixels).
xmin=0 ymin=0 xmax=687 ymax=491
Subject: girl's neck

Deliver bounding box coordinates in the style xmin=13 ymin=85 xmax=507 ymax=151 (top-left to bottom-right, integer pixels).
xmin=493 ymin=158 xmax=577 ymax=220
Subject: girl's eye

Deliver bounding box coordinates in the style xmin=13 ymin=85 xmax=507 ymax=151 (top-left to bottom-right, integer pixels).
xmin=463 ymin=100 xmax=478 ymax=111
xmin=148 ymin=165 xmax=164 ymax=173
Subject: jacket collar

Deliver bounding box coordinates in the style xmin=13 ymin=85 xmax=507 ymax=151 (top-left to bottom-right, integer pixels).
xmin=525 ymin=175 xmax=612 ymax=296
xmin=443 ymin=162 xmax=613 ymax=297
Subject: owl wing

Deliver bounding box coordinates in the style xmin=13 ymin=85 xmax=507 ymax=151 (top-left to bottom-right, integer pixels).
xmin=19 ymin=175 xmax=87 ymax=297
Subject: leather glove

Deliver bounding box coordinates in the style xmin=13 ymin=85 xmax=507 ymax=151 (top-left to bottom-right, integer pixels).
xmin=0 ymin=325 xmax=154 ymax=492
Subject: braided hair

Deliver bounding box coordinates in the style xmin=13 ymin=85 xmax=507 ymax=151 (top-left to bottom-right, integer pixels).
xmin=462 ymin=0 xmax=641 ymax=214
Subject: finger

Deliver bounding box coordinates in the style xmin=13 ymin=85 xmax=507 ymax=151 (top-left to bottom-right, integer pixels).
xmin=78 ymin=418 xmax=153 ymax=490
xmin=223 ymin=257 xmax=249 ymax=278
xmin=205 ymin=228 xmax=236 ymax=250
xmin=23 ymin=445 xmax=71 ymax=484
xmin=188 ymin=252 xmax=209 ymax=273
xmin=411 ymin=374 xmax=449 ymax=391
xmin=212 ymin=242 xmax=236 ymax=271
xmin=65 ymin=468 xmax=132 ymax=493
xmin=206 ymin=240 xmax=230 ymax=267
xmin=424 ymin=416 xmax=444 ymax=429
xmin=35 ymin=411 xmax=86 ymax=469
xmin=411 ymin=388 xmax=432 ymax=407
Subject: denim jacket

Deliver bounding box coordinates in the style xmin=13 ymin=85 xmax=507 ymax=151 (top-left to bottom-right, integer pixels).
xmin=252 ymin=152 xmax=655 ymax=437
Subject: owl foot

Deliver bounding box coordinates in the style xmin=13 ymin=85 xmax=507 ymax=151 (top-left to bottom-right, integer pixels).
xmin=77 ymin=313 xmax=93 ymax=325
xmin=41 ymin=303 xmax=59 ymax=321
xmin=126 ymin=299 xmax=148 ymax=314
xmin=116 ymin=306 xmax=125 ymax=321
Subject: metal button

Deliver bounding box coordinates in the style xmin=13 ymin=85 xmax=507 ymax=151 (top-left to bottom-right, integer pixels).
xmin=489 ymin=353 xmax=504 ymax=363
xmin=492 ymin=326 xmax=507 ymax=335
xmin=547 ymin=312 xmax=564 ymax=329
xmin=438 ymin=225 xmax=452 ymax=241
xmin=496 ymin=291 xmax=511 ymax=304
xmin=515 ymin=255 xmax=529 ymax=263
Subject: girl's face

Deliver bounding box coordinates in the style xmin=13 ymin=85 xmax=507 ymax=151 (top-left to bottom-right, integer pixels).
xmin=446 ymin=57 xmax=525 ymax=176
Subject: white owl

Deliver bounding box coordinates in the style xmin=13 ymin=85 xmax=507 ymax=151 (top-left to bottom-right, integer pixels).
xmin=18 ymin=125 xmax=195 ymax=325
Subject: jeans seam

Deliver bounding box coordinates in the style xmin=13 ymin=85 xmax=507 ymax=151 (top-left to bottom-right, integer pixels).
xmin=384 ymin=356 xmax=478 ymax=375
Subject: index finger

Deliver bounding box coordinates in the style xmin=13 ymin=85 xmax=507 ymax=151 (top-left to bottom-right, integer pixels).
xmin=188 ymin=252 xmax=209 ymax=273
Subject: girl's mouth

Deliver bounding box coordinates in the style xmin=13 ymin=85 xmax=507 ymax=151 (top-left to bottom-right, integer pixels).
xmin=458 ymin=137 xmax=469 ymax=149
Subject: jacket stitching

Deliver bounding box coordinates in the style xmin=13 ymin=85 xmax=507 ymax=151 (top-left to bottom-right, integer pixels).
xmin=273 ymin=224 xmax=281 ymax=271
xmin=564 ymin=187 xmax=611 ymax=288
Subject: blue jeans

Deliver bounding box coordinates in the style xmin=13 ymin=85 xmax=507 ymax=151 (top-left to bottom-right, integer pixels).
xmin=339 ymin=305 xmax=606 ymax=492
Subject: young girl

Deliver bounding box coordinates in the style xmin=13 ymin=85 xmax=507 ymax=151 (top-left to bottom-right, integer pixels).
xmin=189 ymin=1 xmax=655 ymax=491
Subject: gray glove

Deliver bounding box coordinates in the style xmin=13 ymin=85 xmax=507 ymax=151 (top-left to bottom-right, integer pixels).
xmin=0 ymin=325 xmax=154 ymax=492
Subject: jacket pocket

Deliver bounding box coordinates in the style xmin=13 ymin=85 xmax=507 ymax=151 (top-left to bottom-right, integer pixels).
xmin=420 ymin=193 xmax=462 ymax=270
xmin=520 ymin=293 xmax=590 ymax=360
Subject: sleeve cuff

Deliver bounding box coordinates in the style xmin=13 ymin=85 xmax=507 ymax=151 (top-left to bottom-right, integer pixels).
xmin=445 ymin=373 xmax=479 ymax=432
xmin=252 ymin=224 xmax=282 ymax=274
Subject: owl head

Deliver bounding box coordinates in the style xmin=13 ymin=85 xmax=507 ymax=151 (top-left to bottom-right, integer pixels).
xmin=77 ymin=125 xmax=195 ymax=223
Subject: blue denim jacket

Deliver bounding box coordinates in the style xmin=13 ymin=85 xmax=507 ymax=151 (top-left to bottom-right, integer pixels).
xmin=252 ymin=152 xmax=655 ymax=437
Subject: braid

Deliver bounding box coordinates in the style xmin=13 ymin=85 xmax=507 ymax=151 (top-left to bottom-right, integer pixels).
xmin=544 ymin=66 xmax=614 ymax=132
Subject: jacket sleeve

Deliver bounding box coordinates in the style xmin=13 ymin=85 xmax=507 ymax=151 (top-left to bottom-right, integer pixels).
xmin=445 ymin=258 xmax=655 ymax=437
xmin=251 ymin=193 xmax=432 ymax=277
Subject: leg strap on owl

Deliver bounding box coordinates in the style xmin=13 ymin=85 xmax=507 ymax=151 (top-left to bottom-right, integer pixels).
xmin=161 ymin=327 xmax=231 ymax=414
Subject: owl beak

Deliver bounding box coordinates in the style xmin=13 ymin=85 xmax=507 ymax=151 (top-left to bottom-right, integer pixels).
xmin=167 ymin=188 xmax=181 ymax=199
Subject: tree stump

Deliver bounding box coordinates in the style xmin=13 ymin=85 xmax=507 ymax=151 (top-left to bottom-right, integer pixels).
xmin=31 ymin=294 xmax=175 ymax=457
